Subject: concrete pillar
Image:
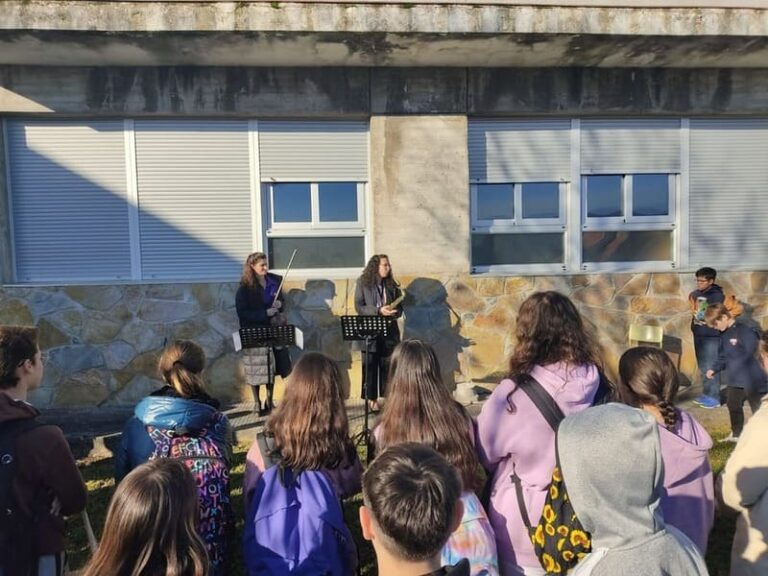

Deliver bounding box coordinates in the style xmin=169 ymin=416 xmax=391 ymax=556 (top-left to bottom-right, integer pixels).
xmin=369 ymin=115 xmax=470 ymax=275
xmin=0 ymin=122 xmax=12 ymax=284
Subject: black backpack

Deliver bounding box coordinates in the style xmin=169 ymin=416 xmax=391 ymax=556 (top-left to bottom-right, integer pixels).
xmin=0 ymin=417 xmax=44 ymax=572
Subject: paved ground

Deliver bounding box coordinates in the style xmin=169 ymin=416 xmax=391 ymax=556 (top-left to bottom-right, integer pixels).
xmin=46 ymin=380 xmax=735 ymax=461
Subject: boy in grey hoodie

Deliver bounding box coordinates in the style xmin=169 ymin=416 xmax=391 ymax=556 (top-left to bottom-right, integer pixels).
xmin=559 ymin=404 xmax=709 ymax=576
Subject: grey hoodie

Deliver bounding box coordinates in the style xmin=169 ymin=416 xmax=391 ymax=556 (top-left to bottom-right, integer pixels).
xmin=559 ymin=404 xmax=709 ymax=576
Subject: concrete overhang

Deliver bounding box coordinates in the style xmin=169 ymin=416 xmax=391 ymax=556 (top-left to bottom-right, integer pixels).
xmin=2 ymin=1 xmax=768 ymax=67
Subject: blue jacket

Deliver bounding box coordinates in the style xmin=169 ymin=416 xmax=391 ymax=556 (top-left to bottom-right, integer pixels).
xmin=115 ymin=388 xmax=231 ymax=482
xmin=713 ymin=322 xmax=767 ymax=392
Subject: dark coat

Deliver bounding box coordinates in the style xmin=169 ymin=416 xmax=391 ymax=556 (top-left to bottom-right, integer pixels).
xmin=354 ymin=279 xmax=403 ymax=355
xmin=115 ymin=387 xmax=230 ymax=482
xmin=713 ymin=322 xmax=766 ymax=392
xmin=236 ymin=273 xmax=284 ymax=328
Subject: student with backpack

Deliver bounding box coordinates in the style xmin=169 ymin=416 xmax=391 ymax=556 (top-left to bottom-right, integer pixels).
xmin=476 ymin=291 xmax=605 ymax=576
xmin=83 ymin=458 xmax=209 ymax=576
xmin=374 ymin=340 xmax=498 ymax=576
xmin=704 ymin=303 xmax=766 ymax=442
xmin=243 ymin=352 xmax=362 ymax=576
xmin=361 ymin=443 xmax=471 ymax=576
xmin=115 ymin=340 xmax=232 ymax=576
xmin=616 ymin=346 xmax=714 ymax=553
xmin=0 ymin=325 xmax=87 ymax=576
xmin=559 ymin=404 xmax=708 ymax=576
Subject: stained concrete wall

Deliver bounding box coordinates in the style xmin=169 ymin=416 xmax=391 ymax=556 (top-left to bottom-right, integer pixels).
xmin=369 ymin=116 xmax=470 ymax=275
xmin=5 ymin=66 xmax=768 ymax=116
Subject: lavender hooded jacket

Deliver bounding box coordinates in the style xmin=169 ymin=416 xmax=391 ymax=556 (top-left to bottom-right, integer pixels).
xmin=657 ymin=409 xmax=714 ymax=554
xmin=476 ymin=363 xmax=600 ymax=570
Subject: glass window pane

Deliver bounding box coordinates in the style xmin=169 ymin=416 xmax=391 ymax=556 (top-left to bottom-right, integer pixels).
xmin=632 ymin=174 xmax=670 ymax=217
xmin=582 ymin=230 xmax=673 ymax=263
xmin=472 ymin=233 xmax=563 ymax=266
xmin=268 ymin=236 xmax=365 ymax=268
xmin=477 ymin=184 xmax=513 ymax=220
xmin=522 ymin=182 xmax=560 ymax=219
xmin=273 ymin=183 xmax=311 ymax=223
xmin=319 ymin=182 xmax=358 ymax=222
xmin=586 ymin=175 xmax=623 ymax=218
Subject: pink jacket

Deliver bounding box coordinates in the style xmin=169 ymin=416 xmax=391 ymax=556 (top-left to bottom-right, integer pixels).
xmin=476 ymin=363 xmax=600 ymax=570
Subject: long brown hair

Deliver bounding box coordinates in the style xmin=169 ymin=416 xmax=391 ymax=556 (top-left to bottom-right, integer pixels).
xmin=506 ymin=291 xmax=602 ymax=410
xmin=267 ymin=352 xmax=356 ymax=471
xmin=82 ymin=459 xmax=208 ymax=576
xmin=618 ymin=346 xmax=679 ymax=430
xmin=360 ymin=254 xmax=398 ymax=291
xmin=158 ymin=340 xmax=208 ymax=399
xmin=376 ymin=340 xmax=481 ymax=491
xmin=240 ymin=251 xmax=267 ymax=289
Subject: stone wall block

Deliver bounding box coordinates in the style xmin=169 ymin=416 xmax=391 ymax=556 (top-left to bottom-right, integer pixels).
xmin=217 ymin=283 xmax=238 ymax=309
xmin=331 ymin=280 xmax=354 ymax=316
xmin=27 ymin=291 xmax=77 ymax=317
xmin=320 ymin=329 xmax=349 ymax=362
xmin=171 ymin=318 xmax=209 ymax=341
xmin=461 ymin=323 xmax=507 ymax=381
xmin=207 ymin=354 xmax=244 ymax=402
xmin=664 ymin=313 xmax=695 ymax=344
xmin=302 ymin=279 xmax=338 ymax=311
xmin=196 ymin=329 xmax=227 ymax=361
xmin=629 ymin=296 xmax=688 ymax=316
xmin=119 ymin=321 xmax=164 ymax=354
xmin=750 ymin=271 xmax=768 ymax=294
xmin=445 ymin=279 xmax=485 ymax=313
xmin=504 ymin=277 xmax=535 ymax=294
xmin=473 ymin=294 xmax=525 ymax=332
xmin=82 ymin=316 xmax=123 ymax=344
xmin=580 ymin=306 xmax=633 ymax=351
xmin=28 ymin=388 xmax=54 ymax=407
xmin=533 ymin=276 xmax=572 ymax=295
xmin=145 ymin=284 xmax=187 ymax=300
xmin=36 ymin=318 xmax=70 ymax=349
xmin=54 ymin=369 xmax=111 ymax=407
xmin=49 ymin=345 xmax=104 ymax=374
xmin=616 ymin=274 xmax=650 ymax=296
xmin=191 ymin=283 xmax=218 ymax=313
xmin=109 ymin=303 xmax=134 ymax=324
xmin=106 ymin=374 xmax=163 ymax=406
xmin=571 ymin=276 xmax=614 ymax=307
xmin=103 ymin=340 xmax=137 ymax=371
xmin=123 ymin=285 xmax=144 ymax=314
xmin=207 ymin=310 xmax=239 ymax=338
xmin=748 ymin=295 xmax=768 ymax=319
xmin=651 ymin=273 xmax=681 ymax=296
xmin=139 ymin=299 xmax=199 ymax=323
xmin=477 ymin=277 xmax=505 ymax=297
xmin=569 ymin=275 xmax=591 ymax=288
xmin=47 ymin=309 xmax=85 ymax=338
xmin=403 ymin=277 xmax=448 ymax=306
xmin=0 ymin=298 xmax=34 ymax=325
xmin=125 ymin=350 xmax=161 ymax=378
xmin=64 ymin=285 xmax=123 ymax=311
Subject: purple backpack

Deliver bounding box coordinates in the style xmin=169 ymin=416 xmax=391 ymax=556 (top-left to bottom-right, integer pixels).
xmin=148 ymin=413 xmax=231 ymax=576
xmin=243 ymin=434 xmax=358 ymax=576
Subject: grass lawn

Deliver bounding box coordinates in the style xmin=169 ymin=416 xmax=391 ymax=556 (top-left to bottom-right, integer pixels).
xmin=67 ymin=425 xmax=738 ymax=576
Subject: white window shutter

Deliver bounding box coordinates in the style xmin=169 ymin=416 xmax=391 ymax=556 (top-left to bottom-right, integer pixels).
xmin=468 ymin=119 xmax=571 ymax=183
xmin=7 ymin=120 xmax=132 ymax=282
xmin=134 ymin=120 xmax=254 ymax=280
xmin=689 ymin=119 xmax=768 ymax=269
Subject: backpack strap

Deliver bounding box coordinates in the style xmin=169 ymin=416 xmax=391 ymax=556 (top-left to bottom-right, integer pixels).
xmin=510 ymin=374 xmax=565 ymax=530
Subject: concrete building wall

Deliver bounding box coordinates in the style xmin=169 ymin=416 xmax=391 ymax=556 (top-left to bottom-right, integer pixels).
xmin=370 ymin=116 xmax=470 ymax=275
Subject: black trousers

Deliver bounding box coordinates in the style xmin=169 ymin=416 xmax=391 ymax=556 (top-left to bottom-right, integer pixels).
xmin=726 ymin=386 xmax=763 ymax=437
xmin=361 ymin=349 xmax=391 ymax=401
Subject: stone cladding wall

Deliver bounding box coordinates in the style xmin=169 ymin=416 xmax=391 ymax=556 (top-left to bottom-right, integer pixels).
xmin=1 ymin=271 xmax=766 ymax=407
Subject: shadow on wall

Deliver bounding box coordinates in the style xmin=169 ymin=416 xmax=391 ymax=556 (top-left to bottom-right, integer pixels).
xmin=401 ymin=278 xmax=471 ymax=392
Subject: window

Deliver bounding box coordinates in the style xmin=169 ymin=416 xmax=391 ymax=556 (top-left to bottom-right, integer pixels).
xmin=5 ymin=119 xmax=370 ymax=283
xmin=468 ymin=118 xmax=683 ymax=273
xmin=581 ymin=173 xmax=676 ymax=266
xmin=264 ymin=181 xmax=366 ymax=270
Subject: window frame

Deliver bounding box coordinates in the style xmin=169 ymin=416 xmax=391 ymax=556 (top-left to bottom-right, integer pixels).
xmin=582 ymin=173 xmax=677 ymax=230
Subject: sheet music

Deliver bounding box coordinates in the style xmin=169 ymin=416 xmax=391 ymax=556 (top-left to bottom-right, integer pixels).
xmin=232 ymin=330 xmax=242 ymax=352
xmin=294 ymin=327 xmax=304 ymax=350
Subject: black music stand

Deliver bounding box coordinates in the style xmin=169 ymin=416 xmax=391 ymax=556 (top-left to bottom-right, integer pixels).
xmin=340 ymin=315 xmax=393 ymax=464
xmin=239 ymin=325 xmax=297 ymax=412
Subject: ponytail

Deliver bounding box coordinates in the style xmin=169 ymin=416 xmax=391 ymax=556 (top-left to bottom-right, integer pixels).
xmin=158 ymin=341 xmax=207 ymax=399
xmin=618 ymin=346 xmax=680 ymax=431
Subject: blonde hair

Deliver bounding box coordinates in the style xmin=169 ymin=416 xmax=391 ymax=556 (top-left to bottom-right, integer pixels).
xmin=158 ymin=340 xmax=207 ymax=398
